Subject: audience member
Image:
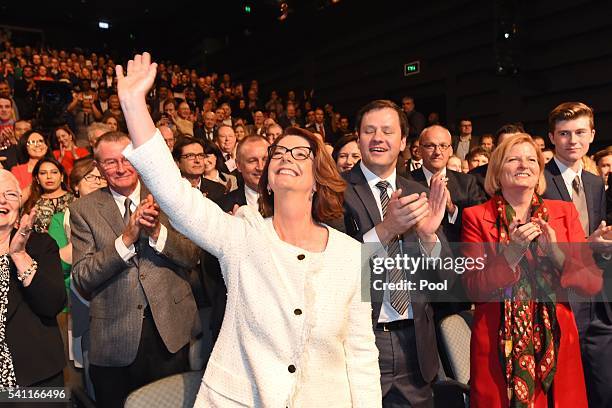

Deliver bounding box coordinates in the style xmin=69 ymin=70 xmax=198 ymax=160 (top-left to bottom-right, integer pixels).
xmin=23 ymin=157 xmax=74 ymax=233
xmin=452 ymin=118 xmax=478 ymax=160
xmin=71 ymin=131 xmax=200 ymax=408
xmin=342 ymin=99 xmax=453 ymax=407
xmin=462 ymin=133 xmax=602 ymax=407
xmin=118 ymin=55 xmax=382 ymax=407
xmin=332 ymin=133 xmax=361 ymax=173
xmin=401 ymin=96 xmax=426 ymax=140
xmin=466 ymin=146 xmax=490 ymax=171
xmin=173 ymin=136 xmax=226 ymax=204
xmin=543 ymin=102 xmax=612 ymax=408
xmin=594 ymin=146 xmax=612 ymax=188
xmin=0 ymin=170 xmax=66 ymax=388
xmin=52 ymin=125 xmax=89 ymax=174
xmin=11 ymin=130 xmax=51 ymax=190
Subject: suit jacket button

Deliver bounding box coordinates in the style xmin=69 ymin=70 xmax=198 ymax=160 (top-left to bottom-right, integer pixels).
xmin=140 ymin=273 xmax=145 ymax=280
xmin=137 ymin=305 xmax=143 ymax=310
xmin=288 ymin=365 xmax=296 ymax=373
xmin=294 ymin=309 xmax=302 ymax=315
xmin=297 ymin=254 xmax=305 ymax=260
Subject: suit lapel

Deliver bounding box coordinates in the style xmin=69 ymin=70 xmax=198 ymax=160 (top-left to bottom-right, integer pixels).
xmin=411 ymin=167 xmax=427 ymax=188
xmin=97 ymin=188 xmax=126 ymax=237
xmin=349 ymin=166 xmax=382 ymax=226
xmin=548 ymin=160 xmax=572 ymax=202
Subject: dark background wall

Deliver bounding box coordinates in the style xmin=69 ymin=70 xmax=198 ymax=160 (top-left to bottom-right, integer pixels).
xmin=205 ymin=0 xmax=612 ymax=149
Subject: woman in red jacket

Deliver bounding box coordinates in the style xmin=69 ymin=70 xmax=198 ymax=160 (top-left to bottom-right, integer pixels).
xmin=461 ymin=133 xmax=602 ymax=407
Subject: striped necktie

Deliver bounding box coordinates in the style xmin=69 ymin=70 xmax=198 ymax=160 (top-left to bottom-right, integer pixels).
xmin=375 ymin=180 xmax=410 ymax=315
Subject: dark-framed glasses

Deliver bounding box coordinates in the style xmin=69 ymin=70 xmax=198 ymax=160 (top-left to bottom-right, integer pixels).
xmin=421 ymin=143 xmax=451 ymax=152
xmin=269 ymin=145 xmax=313 ymax=161
xmin=83 ymin=174 xmax=105 ymax=183
xmin=180 ymin=153 xmax=206 ymax=161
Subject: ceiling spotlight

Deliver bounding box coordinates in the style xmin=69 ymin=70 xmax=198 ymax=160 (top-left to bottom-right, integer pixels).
xmin=98 ymin=21 xmax=109 ymax=29
xmin=504 ymin=32 xmax=510 ymax=39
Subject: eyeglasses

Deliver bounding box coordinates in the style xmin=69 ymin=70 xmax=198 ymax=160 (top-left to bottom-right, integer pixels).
xmin=180 ymin=153 xmax=206 ymax=161
xmin=26 ymin=140 xmax=46 ymax=146
xmin=421 ymin=143 xmax=451 ymax=152
xmin=83 ymin=174 xmax=105 ymax=183
xmin=0 ymin=190 xmax=20 ymax=202
xmin=269 ymin=145 xmax=313 ymax=161
xmin=99 ymin=158 xmax=133 ymax=170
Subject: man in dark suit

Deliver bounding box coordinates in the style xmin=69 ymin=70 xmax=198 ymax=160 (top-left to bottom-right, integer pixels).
xmin=220 ymin=135 xmax=269 ymax=213
xmin=343 ymin=100 xmax=455 ymax=407
xmin=411 ymin=125 xmax=486 ymax=243
xmin=306 ymin=107 xmax=336 ymax=145
xmin=542 ymin=102 xmax=612 ymax=408
xmin=71 ymin=132 xmax=200 ymax=408
xmin=195 ymin=111 xmax=217 ymax=142
xmin=411 ymin=125 xmax=486 ymax=321
xmin=277 ymin=103 xmax=302 ymax=129
xmin=173 ymin=136 xmax=226 ymax=205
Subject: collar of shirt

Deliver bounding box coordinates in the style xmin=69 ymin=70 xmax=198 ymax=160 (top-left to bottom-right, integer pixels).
xmin=554 ymin=156 xmax=582 ymax=196
xmin=109 ymin=181 xmax=141 ymax=216
xmin=360 ymin=161 xmax=397 ymax=217
xmin=244 ymin=185 xmax=259 ymax=208
xmin=459 ymin=135 xmax=471 ymax=142
xmin=422 ymin=166 xmax=445 ymax=187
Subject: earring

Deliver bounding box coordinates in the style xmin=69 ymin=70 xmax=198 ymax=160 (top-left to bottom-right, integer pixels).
xmin=267 ymin=185 xmax=272 ymax=195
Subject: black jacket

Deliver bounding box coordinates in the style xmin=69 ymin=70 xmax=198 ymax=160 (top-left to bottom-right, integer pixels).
xmin=7 ymin=232 xmax=66 ymax=386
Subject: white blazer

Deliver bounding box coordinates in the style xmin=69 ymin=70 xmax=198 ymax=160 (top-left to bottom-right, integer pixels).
xmin=124 ymin=131 xmax=381 ymax=407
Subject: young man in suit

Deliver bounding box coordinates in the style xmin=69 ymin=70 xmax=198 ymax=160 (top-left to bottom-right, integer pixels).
xmin=543 ymin=101 xmax=612 ymax=408
xmin=343 ymin=99 xmax=454 ymax=407
xmin=71 ymin=132 xmax=200 ymax=408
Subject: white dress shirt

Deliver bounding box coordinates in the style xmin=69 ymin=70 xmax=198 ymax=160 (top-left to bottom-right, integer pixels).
xmin=244 ymin=185 xmax=259 ymax=209
xmin=359 ymin=162 xmax=441 ymax=322
xmin=553 ymin=156 xmax=583 ymax=199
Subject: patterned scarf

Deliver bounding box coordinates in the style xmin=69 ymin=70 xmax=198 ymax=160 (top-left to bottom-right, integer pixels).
xmin=0 ymin=254 xmax=17 ymax=389
xmin=494 ymin=194 xmax=560 ymax=407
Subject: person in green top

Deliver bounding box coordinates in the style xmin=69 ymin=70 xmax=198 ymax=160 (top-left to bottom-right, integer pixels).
xmin=47 ymin=156 xmax=106 ymax=396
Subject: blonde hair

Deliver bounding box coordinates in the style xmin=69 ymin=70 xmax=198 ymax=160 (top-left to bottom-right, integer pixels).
xmin=582 ymin=155 xmax=599 ymax=175
xmin=484 ymin=133 xmax=546 ymax=196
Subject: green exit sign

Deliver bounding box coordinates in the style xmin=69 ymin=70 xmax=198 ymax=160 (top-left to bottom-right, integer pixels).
xmin=404 ymin=61 xmax=420 ymax=76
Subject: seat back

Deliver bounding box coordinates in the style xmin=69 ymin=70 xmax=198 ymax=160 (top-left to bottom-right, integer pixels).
xmin=124 ymin=371 xmax=203 ymax=408
xmin=438 ymin=311 xmax=472 ymax=384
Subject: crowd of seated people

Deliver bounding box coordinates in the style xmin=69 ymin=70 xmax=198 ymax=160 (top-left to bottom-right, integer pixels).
xmin=1 ymin=34 xmax=612 ymax=408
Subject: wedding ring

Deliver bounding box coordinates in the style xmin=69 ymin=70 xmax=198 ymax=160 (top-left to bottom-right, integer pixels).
xmin=19 ymin=231 xmax=27 ymax=236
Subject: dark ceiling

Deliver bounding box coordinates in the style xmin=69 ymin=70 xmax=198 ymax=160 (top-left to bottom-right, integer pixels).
xmin=0 ymin=0 xmax=295 ymax=63
xmin=0 ymin=0 xmax=356 ymax=67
